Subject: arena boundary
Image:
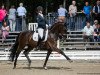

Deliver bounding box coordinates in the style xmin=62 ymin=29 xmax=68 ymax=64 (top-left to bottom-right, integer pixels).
xmin=0 ymin=50 xmax=100 ymax=60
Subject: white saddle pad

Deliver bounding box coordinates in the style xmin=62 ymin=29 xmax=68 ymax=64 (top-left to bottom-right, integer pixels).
xmin=32 ymin=32 xmax=39 ymax=41
xmin=32 ymin=29 xmax=48 ymax=42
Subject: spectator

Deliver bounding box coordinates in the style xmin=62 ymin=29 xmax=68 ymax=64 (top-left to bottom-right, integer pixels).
xmin=1 ymin=21 xmax=10 ymax=43
xmin=1 ymin=5 xmax=7 ymax=21
xmin=0 ymin=5 xmax=7 ymax=28
xmin=93 ymin=0 xmax=100 ymax=23
xmin=93 ymin=23 xmax=100 ymax=42
xmin=57 ymin=5 xmax=67 ymax=23
xmin=69 ymin=0 xmax=77 ymax=31
xmin=17 ymin=3 xmax=27 ymax=31
xmin=82 ymin=2 xmax=92 ymax=28
xmin=93 ymin=20 xmax=98 ymax=29
xmin=8 ymin=5 xmax=16 ymax=32
xmin=83 ymin=22 xmax=94 ymax=44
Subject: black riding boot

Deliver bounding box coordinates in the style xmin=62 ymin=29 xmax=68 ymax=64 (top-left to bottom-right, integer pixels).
xmin=36 ymin=38 xmax=42 ymax=50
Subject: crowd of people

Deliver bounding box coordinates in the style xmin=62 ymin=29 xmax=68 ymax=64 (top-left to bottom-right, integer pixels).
xmin=57 ymin=0 xmax=100 ymax=29
xmin=0 ymin=3 xmax=27 ymax=31
xmin=0 ymin=3 xmax=27 ymax=43
xmin=83 ymin=20 xmax=100 ymax=44
xmin=57 ymin=0 xmax=100 ymax=43
xmin=0 ymin=0 xmax=100 ymax=43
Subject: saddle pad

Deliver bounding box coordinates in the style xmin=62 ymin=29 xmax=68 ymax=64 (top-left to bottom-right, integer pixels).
xmin=32 ymin=32 xmax=39 ymax=41
xmin=32 ymin=29 xmax=48 ymax=42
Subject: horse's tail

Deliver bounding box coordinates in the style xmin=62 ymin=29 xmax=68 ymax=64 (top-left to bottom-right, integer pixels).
xmin=9 ymin=33 xmax=20 ymax=62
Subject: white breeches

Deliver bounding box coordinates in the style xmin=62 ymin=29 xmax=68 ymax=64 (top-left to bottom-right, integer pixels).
xmin=38 ymin=28 xmax=44 ymax=39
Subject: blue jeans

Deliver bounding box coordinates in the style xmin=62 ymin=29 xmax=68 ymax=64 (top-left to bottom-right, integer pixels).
xmin=69 ymin=16 xmax=76 ymax=31
xmin=94 ymin=36 xmax=100 ymax=42
xmin=82 ymin=14 xmax=91 ymax=28
xmin=0 ymin=22 xmax=2 ymax=29
xmin=16 ymin=17 xmax=22 ymax=31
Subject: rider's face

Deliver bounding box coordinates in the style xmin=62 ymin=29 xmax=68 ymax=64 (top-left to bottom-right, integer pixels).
xmin=39 ymin=11 xmax=42 ymax=14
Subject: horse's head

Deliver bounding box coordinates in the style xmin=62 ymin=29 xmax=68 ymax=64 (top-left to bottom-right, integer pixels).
xmin=50 ymin=22 xmax=67 ymax=40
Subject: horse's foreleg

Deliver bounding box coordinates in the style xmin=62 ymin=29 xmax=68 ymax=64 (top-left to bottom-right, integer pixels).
xmin=54 ymin=47 xmax=72 ymax=63
xmin=43 ymin=50 xmax=52 ymax=70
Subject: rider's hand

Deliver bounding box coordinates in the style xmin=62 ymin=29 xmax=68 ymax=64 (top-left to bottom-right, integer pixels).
xmin=46 ymin=24 xmax=49 ymax=30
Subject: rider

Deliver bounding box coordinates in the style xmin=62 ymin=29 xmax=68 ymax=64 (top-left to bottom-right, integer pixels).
xmin=36 ymin=6 xmax=49 ymax=48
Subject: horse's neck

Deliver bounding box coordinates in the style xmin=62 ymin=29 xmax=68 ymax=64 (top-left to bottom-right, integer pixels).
xmin=50 ymin=28 xmax=55 ymax=33
xmin=49 ymin=31 xmax=59 ymax=41
xmin=50 ymin=22 xmax=64 ymax=33
xmin=50 ymin=26 xmax=59 ymax=33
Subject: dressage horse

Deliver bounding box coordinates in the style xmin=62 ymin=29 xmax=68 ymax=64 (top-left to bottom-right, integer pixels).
xmin=10 ymin=22 xmax=72 ymax=69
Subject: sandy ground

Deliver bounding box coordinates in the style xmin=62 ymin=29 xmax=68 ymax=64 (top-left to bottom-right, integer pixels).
xmin=0 ymin=60 xmax=100 ymax=75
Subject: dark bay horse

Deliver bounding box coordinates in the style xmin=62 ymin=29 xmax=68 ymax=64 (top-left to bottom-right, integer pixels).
xmin=10 ymin=22 xmax=72 ymax=69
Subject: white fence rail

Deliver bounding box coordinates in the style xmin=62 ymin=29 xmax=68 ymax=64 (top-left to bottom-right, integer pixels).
xmin=28 ymin=23 xmax=38 ymax=31
xmin=0 ymin=50 xmax=100 ymax=60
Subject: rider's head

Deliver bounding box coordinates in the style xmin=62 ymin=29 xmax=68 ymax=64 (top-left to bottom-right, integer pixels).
xmin=37 ymin=6 xmax=43 ymax=14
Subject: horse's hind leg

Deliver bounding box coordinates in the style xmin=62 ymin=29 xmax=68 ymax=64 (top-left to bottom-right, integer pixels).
xmin=13 ymin=44 xmax=24 ymax=69
xmin=43 ymin=50 xmax=52 ymax=70
xmin=23 ymin=46 xmax=33 ymax=69
xmin=13 ymin=50 xmax=21 ymax=69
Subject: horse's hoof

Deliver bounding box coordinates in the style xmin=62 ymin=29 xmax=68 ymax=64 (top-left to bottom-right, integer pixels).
xmin=68 ymin=60 xmax=73 ymax=63
xmin=44 ymin=67 xmax=48 ymax=70
xmin=13 ymin=67 xmax=16 ymax=69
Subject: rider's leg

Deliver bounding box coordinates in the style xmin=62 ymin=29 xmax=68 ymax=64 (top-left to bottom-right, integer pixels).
xmin=37 ymin=28 xmax=44 ymax=48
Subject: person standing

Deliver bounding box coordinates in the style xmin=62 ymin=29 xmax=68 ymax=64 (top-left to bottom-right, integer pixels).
xmin=58 ymin=5 xmax=67 ymax=23
xmin=69 ymin=0 xmax=77 ymax=31
xmin=93 ymin=0 xmax=100 ymax=23
xmin=17 ymin=3 xmax=27 ymax=31
xmin=1 ymin=5 xmax=7 ymax=21
xmin=0 ymin=5 xmax=7 ymax=28
xmin=8 ymin=5 xmax=16 ymax=32
xmin=82 ymin=2 xmax=92 ymax=28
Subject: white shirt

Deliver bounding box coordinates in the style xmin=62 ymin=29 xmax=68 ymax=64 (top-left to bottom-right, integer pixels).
xmin=17 ymin=6 xmax=27 ymax=16
xmin=39 ymin=13 xmax=44 ymax=17
xmin=8 ymin=8 xmax=16 ymax=20
xmin=69 ymin=5 xmax=77 ymax=16
xmin=2 ymin=26 xmax=9 ymax=31
xmin=83 ymin=26 xmax=94 ymax=36
xmin=58 ymin=7 xmax=67 ymax=16
xmin=93 ymin=24 xmax=97 ymax=29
